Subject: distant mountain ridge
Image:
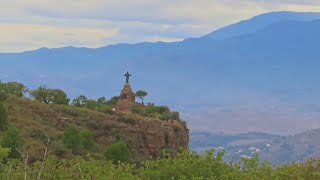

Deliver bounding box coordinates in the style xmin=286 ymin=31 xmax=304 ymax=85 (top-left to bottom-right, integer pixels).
xmin=190 ymin=129 xmax=320 ymax=165
xmin=1 ymin=11 xmax=320 ymax=134
xmin=203 ymin=11 xmax=320 ymax=39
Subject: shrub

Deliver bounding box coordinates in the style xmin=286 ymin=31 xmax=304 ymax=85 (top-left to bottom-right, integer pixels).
xmin=1 ymin=127 xmax=24 ymax=159
xmin=63 ymin=126 xmax=81 ymax=153
xmin=81 ymin=130 xmax=95 ymax=150
xmin=0 ymin=103 xmax=8 ymax=131
xmin=160 ymin=112 xmax=171 ymax=121
xmin=104 ymin=140 xmax=131 ymax=162
xmin=97 ymin=104 xmax=113 ymax=114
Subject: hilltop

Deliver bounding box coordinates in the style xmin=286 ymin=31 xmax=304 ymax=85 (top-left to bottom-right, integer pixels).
xmin=0 ymin=93 xmax=189 ymax=162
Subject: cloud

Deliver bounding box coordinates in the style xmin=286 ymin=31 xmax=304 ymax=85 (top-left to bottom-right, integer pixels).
xmin=0 ymin=23 xmax=119 ymax=52
xmin=1 ymin=0 xmax=320 ymax=52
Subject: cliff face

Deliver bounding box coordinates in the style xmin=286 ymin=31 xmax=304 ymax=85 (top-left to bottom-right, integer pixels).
xmin=113 ymin=118 xmax=189 ymax=159
xmin=3 ymin=95 xmax=189 ymax=161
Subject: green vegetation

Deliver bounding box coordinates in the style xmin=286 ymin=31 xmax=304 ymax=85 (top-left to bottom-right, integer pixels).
xmin=63 ymin=127 xmax=95 ymax=153
xmin=135 ymin=90 xmax=148 ymax=104
xmin=0 ymin=81 xmax=188 ymax=166
xmin=63 ymin=126 xmax=81 ymax=153
xmin=0 ymin=149 xmax=320 ymax=179
xmin=104 ymin=140 xmax=131 ymax=163
xmin=0 ymin=144 xmax=10 ymax=161
xmin=30 ymin=85 xmax=70 ymax=105
xmin=132 ymin=106 xmax=180 ymax=121
xmin=72 ymin=95 xmax=114 ymax=113
xmin=1 ymin=127 xmax=24 ymax=159
xmin=0 ymin=81 xmax=27 ymax=98
xmin=81 ymin=130 xmax=95 ymax=150
xmin=0 ymin=103 xmax=8 ymax=130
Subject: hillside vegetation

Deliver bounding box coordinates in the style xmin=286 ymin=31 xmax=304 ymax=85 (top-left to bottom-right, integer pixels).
xmin=0 ymin=81 xmax=189 ymax=163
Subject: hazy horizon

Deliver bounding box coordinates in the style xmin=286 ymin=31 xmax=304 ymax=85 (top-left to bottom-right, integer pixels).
xmin=2 ymin=0 xmax=320 ymax=52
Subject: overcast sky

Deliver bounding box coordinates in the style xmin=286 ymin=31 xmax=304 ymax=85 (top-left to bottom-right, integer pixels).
xmin=1 ymin=0 xmax=320 ymax=52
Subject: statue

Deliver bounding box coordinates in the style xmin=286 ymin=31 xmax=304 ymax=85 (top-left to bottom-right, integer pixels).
xmin=124 ymin=71 xmax=132 ymax=84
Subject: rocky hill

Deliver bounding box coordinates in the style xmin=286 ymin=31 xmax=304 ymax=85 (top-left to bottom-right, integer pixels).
xmin=1 ymin=95 xmax=189 ymax=162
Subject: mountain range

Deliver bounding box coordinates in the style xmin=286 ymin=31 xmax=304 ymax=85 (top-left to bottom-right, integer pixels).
xmin=190 ymin=129 xmax=320 ymax=165
xmin=1 ymin=11 xmax=320 ymax=134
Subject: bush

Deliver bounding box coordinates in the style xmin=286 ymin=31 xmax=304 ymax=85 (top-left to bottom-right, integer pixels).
xmin=104 ymin=140 xmax=131 ymax=163
xmin=0 ymin=103 xmax=8 ymax=131
xmin=160 ymin=112 xmax=171 ymax=121
xmin=1 ymin=127 xmax=24 ymax=159
xmin=81 ymin=130 xmax=95 ymax=150
xmin=97 ymin=104 xmax=113 ymax=114
xmin=63 ymin=126 xmax=81 ymax=153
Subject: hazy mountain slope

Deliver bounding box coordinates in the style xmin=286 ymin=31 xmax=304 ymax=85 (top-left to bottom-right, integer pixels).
xmin=217 ymin=129 xmax=320 ymax=165
xmin=190 ymin=132 xmax=282 ymax=152
xmin=1 ymin=12 xmax=320 ymax=134
xmin=203 ymin=11 xmax=320 ymax=39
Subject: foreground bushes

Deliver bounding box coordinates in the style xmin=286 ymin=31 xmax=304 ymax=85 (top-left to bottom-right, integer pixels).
xmin=1 ymin=150 xmax=320 ymax=179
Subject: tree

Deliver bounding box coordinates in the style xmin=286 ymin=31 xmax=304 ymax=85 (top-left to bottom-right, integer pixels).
xmin=106 ymin=96 xmax=119 ymax=106
xmin=81 ymin=130 xmax=95 ymax=150
xmin=1 ymin=127 xmax=24 ymax=159
xmin=50 ymin=89 xmax=70 ymax=105
xmin=84 ymin=99 xmax=97 ymax=110
xmin=30 ymin=86 xmax=51 ymax=104
xmin=4 ymin=82 xmax=28 ymax=97
xmin=135 ymin=90 xmax=148 ymax=104
xmin=72 ymin=95 xmax=88 ymax=107
xmin=104 ymin=140 xmax=131 ymax=162
xmin=0 ymin=81 xmax=27 ymax=99
xmin=97 ymin=97 xmax=107 ymax=105
xmin=0 ymin=103 xmax=8 ymax=131
xmin=30 ymin=86 xmax=70 ymax=105
xmin=63 ymin=126 xmax=81 ymax=153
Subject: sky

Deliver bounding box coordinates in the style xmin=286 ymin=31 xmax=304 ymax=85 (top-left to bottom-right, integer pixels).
xmin=1 ymin=0 xmax=320 ymax=52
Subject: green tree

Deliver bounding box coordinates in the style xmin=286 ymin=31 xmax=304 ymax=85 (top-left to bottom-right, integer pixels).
xmin=106 ymin=96 xmax=119 ymax=106
xmin=97 ymin=97 xmax=107 ymax=105
xmin=104 ymin=140 xmax=131 ymax=162
xmin=135 ymin=90 xmax=148 ymax=104
xmin=63 ymin=126 xmax=81 ymax=153
xmin=1 ymin=127 xmax=24 ymax=159
xmin=50 ymin=89 xmax=70 ymax=105
xmin=72 ymin=95 xmax=88 ymax=107
xmin=0 ymin=103 xmax=8 ymax=131
xmin=5 ymin=82 xmax=27 ymax=97
xmin=84 ymin=99 xmax=97 ymax=110
xmin=30 ymin=85 xmax=51 ymax=104
xmin=81 ymin=130 xmax=95 ymax=150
